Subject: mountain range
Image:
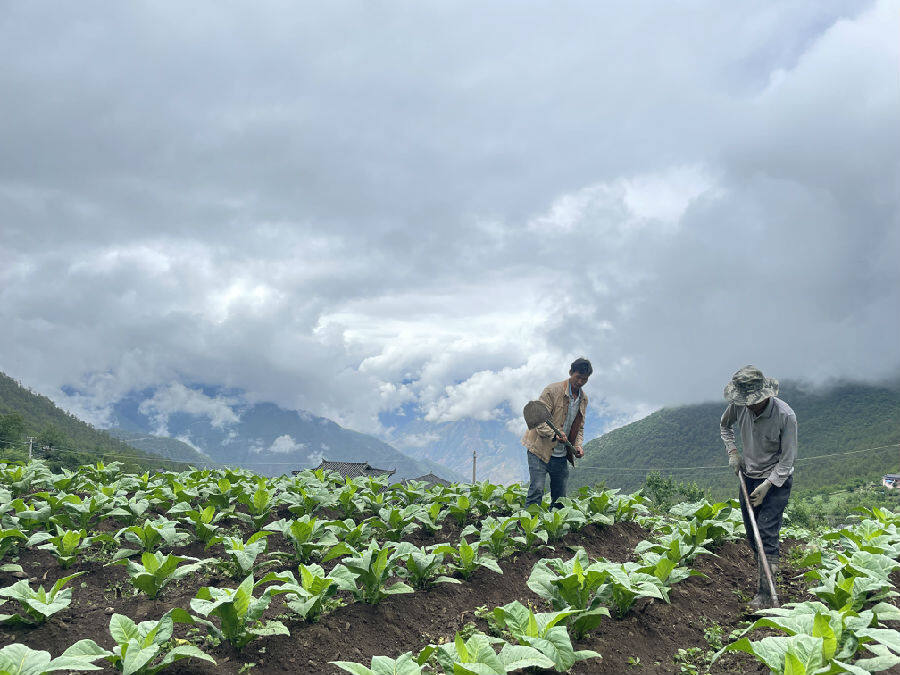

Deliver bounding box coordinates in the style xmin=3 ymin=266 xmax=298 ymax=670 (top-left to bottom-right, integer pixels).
xmin=570 ymin=380 xmax=900 ymax=499
xmin=107 ymin=389 xmax=464 ymax=481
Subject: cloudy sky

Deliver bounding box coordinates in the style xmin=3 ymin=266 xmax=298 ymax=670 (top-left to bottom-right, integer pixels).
xmin=1 ymin=1 xmax=898 ymax=441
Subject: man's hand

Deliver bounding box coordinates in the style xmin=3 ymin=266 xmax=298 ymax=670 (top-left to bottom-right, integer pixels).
xmin=749 ymin=479 xmax=772 ymax=507
xmin=727 ymin=449 xmax=742 ymax=475
xmin=574 ymin=445 xmax=584 ymax=458
xmin=554 ymin=431 xmax=568 ymax=444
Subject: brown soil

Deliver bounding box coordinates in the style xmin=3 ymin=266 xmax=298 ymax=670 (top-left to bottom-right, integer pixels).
xmin=3 ymin=522 xmax=897 ymax=675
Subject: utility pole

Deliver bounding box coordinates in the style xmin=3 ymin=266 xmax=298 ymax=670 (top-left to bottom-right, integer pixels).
xmin=27 ymin=437 xmax=34 ymax=462
xmin=472 ymin=449 xmax=477 ymax=483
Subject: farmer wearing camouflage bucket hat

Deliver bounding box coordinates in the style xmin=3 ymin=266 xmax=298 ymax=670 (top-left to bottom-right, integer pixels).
xmin=720 ymin=365 xmax=797 ymax=610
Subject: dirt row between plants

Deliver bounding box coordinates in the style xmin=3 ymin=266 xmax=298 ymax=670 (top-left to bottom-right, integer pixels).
xmin=2 ymin=519 xmax=825 ymax=674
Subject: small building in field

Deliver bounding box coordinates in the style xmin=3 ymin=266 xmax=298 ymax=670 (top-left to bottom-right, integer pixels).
xmin=883 ymin=474 xmax=900 ymax=489
xmin=405 ymin=472 xmax=452 ymax=488
xmin=296 ymin=460 xmax=396 ymax=480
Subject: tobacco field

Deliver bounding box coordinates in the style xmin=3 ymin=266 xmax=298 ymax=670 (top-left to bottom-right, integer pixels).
xmin=3 ymin=460 xmax=900 ymax=674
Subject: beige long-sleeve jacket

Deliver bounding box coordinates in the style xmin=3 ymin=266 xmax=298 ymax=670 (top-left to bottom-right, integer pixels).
xmin=521 ymin=379 xmax=588 ymax=464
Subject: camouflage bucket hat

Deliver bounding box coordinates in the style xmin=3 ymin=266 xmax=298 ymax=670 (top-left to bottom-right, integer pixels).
xmin=724 ymin=365 xmax=779 ymax=405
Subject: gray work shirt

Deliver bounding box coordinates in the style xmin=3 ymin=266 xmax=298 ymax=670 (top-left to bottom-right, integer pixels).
xmin=552 ymin=383 xmax=581 ymax=458
xmin=720 ymin=397 xmax=797 ymax=487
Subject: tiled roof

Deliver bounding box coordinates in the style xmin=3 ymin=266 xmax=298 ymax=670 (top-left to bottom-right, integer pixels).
xmin=307 ymin=460 xmax=396 ymax=479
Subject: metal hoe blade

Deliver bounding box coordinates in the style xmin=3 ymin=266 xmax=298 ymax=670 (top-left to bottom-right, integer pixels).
xmin=522 ymin=400 xmax=577 ymax=454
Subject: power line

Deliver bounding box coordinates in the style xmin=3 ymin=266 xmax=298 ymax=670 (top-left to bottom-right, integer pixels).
xmin=576 ymin=443 xmax=900 ymax=473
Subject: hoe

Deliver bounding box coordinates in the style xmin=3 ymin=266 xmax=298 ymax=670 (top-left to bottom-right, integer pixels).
xmin=523 ymin=400 xmax=578 ymax=456
xmin=738 ymin=471 xmax=780 ymax=609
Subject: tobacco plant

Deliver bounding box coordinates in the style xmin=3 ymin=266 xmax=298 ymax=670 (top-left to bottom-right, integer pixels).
xmin=371 ymin=506 xmax=421 ymax=542
xmin=0 ymin=527 xmax=26 ymax=569
xmin=419 ymin=631 xmax=555 ymax=674
xmin=490 ymin=600 xmax=602 ymax=671
xmin=332 ymin=652 xmax=424 ymax=675
xmin=462 ymin=516 xmax=518 ymax=559
xmin=116 ymin=551 xmax=215 ymax=599
xmin=396 ymin=546 xmax=460 ymax=590
xmin=446 ymin=494 xmax=474 ymax=527
xmin=525 ymin=549 xmax=612 ymax=638
xmin=96 ymin=609 xmax=215 ymax=674
xmin=329 ymin=540 xmax=414 ymax=604
xmin=414 ymin=501 xmax=448 ymax=536
xmin=217 ymin=531 xmax=275 ymax=579
xmin=539 ymin=505 xmax=586 ymax=542
xmin=0 ymin=572 xmax=84 ymax=625
xmin=432 ymin=539 xmax=503 ymax=580
xmin=0 ymin=642 xmax=110 ymax=674
xmin=513 ymin=512 xmax=549 ymax=550
xmin=190 ymin=574 xmax=289 ymax=649
xmin=171 ymin=504 xmax=229 ymax=545
xmin=27 ymin=526 xmax=92 ymax=568
xmin=262 ymin=564 xmax=348 ymax=622
xmin=115 ymin=518 xmax=189 ymax=558
xmin=325 ymin=518 xmax=377 ymax=549
xmin=267 ymin=516 xmax=337 ymax=562
xmin=237 ymin=478 xmax=276 ymax=530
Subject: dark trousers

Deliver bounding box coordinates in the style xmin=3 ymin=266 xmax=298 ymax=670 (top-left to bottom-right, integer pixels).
xmin=738 ymin=474 xmax=792 ymax=561
xmin=525 ymin=453 xmax=570 ymax=507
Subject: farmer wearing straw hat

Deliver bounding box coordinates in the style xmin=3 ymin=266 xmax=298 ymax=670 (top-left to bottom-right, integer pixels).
xmin=720 ymin=365 xmax=797 ymax=609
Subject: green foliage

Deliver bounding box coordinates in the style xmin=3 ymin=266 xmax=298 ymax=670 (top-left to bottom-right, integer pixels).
xmin=190 ymin=574 xmax=289 ymax=649
xmin=26 ymin=525 xmax=91 ymax=567
xmin=643 ymin=472 xmax=708 ymax=512
xmin=420 ymin=631 xmax=555 ymax=674
xmin=101 ymin=609 xmax=215 ymax=675
xmin=331 ymin=541 xmax=414 ymax=604
xmin=512 ymin=512 xmax=548 ymax=550
xmin=433 ymin=539 xmax=503 ymax=580
xmin=116 ymin=551 xmax=214 ymax=599
xmin=538 ymin=504 xmax=586 ymax=542
xmin=237 ymin=479 xmax=275 ymax=530
xmin=414 ymin=501 xmax=447 ymax=535
xmin=396 ymin=546 xmax=459 ymax=590
xmin=332 ymin=652 xmax=423 ymax=675
xmin=266 ymin=516 xmax=336 ymax=563
xmin=217 ymin=531 xmax=275 ymax=579
xmin=115 ymin=518 xmax=189 ymax=557
xmin=0 ymin=641 xmax=110 ymax=674
xmin=263 ymin=563 xmax=345 ymax=622
xmin=0 ymin=527 xmax=26 ymax=567
xmin=371 ymin=506 xmax=422 ymax=542
xmin=0 ymin=572 xmax=84 ymax=625
xmin=461 ymin=516 xmax=518 ymax=559
xmin=490 ymin=600 xmax=601 ymax=671
xmin=171 ymin=504 xmax=227 ymax=544
xmin=446 ymin=494 xmax=474 ymax=527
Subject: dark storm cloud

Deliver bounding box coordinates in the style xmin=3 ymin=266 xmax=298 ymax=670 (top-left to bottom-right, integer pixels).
xmin=0 ymin=0 xmax=895 ymax=435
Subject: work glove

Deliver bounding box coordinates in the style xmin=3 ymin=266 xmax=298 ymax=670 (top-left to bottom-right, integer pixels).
xmin=749 ymin=479 xmax=773 ymax=508
xmin=727 ymin=449 xmax=742 ymax=475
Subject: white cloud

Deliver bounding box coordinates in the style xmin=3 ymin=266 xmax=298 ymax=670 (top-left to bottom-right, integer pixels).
xmin=267 ymin=434 xmax=304 ymax=455
xmin=397 ymin=432 xmax=441 ymax=448
xmin=0 ymin=0 xmax=896 ymax=443
xmin=137 ymin=384 xmax=240 ymax=431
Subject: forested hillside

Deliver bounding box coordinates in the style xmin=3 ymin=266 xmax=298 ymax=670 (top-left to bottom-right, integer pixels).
xmin=571 ymin=380 xmax=900 ymax=498
xmin=0 ymin=371 xmax=190 ymax=472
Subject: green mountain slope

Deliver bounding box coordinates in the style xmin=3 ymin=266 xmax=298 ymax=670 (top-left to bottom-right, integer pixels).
xmin=0 ymin=371 xmax=188 ymax=472
xmin=106 ymin=429 xmax=218 ymax=467
xmin=571 ymin=381 xmax=900 ymax=499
